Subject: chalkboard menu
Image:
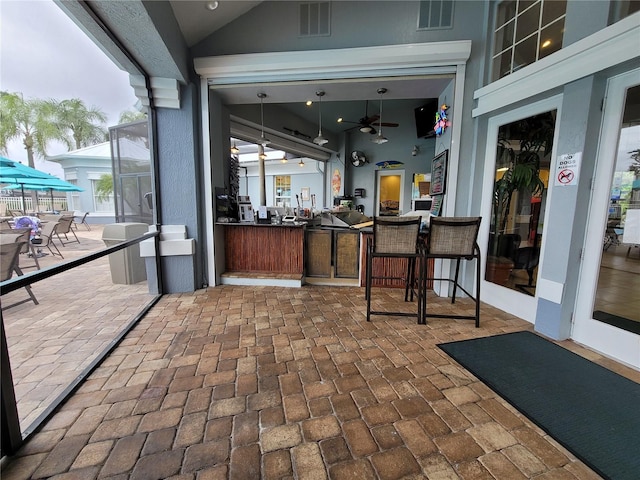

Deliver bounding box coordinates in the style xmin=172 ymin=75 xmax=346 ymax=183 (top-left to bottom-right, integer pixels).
xmin=429 ymin=150 xmax=448 ymax=196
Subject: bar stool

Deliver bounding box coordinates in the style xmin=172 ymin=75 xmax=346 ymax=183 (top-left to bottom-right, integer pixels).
xmin=422 ymin=216 xmax=482 ymax=327
xmin=365 ymin=216 xmax=425 ymax=323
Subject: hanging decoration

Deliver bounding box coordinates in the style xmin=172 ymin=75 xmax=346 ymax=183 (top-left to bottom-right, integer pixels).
xmin=331 ymin=169 xmax=341 ymax=196
xmin=434 ymin=104 xmax=451 ymax=136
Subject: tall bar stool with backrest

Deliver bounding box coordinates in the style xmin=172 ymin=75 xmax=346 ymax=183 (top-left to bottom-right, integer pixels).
xmin=366 ymin=216 xmax=425 ymax=323
xmin=423 ymin=216 xmax=482 ymax=327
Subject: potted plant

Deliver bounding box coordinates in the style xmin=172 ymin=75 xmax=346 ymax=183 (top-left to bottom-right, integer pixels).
xmin=486 ymin=113 xmax=554 ymax=285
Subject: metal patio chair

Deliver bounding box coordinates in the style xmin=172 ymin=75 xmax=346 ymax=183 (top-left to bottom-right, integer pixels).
xmin=39 ymin=221 xmax=64 ymax=258
xmin=0 ymin=241 xmax=39 ymax=310
xmin=55 ymin=215 xmax=80 ymax=246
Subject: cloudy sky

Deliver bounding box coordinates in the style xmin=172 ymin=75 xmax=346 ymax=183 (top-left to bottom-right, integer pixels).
xmin=0 ymin=0 xmax=139 ymax=174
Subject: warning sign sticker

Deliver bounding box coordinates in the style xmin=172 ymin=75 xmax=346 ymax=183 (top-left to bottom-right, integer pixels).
xmin=554 ymin=152 xmax=582 ymax=187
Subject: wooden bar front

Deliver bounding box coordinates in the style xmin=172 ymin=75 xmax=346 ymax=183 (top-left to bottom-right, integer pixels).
xmin=222 ymin=224 xmax=304 ymax=274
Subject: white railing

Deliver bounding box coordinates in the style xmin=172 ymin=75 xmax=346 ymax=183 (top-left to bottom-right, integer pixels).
xmin=0 ymin=197 xmax=68 ymax=214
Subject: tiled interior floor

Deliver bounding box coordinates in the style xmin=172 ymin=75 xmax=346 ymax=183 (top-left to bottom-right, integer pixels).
xmin=596 ymin=244 xmax=640 ymax=322
xmin=3 ymin=282 xmax=639 ymax=480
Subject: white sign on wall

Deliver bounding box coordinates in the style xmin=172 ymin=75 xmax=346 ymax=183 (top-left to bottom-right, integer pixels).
xmin=554 ymin=152 xmax=582 ymax=187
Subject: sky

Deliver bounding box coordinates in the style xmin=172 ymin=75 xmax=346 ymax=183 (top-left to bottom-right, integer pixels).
xmin=0 ymin=0 xmax=139 ymax=175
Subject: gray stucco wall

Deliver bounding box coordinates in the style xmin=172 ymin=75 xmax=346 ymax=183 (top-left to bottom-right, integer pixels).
xmin=155 ymin=82 xmax=203 ymax=292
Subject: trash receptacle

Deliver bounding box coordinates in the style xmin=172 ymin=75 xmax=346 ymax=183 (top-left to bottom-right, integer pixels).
xmin=102 ymin=223 xmax=149 ymax=284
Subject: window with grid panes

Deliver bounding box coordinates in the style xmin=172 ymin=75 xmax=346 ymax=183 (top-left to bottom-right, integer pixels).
xmin=275 ymin=176 xmax=292 ymax=208
xmin=418 ymin=0 xmax=454 ymax=29
xmin=492 ymin=0 xmax=566 ymax=82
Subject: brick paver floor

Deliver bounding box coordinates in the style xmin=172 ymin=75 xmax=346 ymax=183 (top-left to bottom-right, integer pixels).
xmin=2 ymin=282 xmax=639 ymax=479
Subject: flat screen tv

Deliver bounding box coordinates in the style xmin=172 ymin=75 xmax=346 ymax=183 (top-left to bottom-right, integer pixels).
xmin=415 ymin=99 xmax=438 ymax=139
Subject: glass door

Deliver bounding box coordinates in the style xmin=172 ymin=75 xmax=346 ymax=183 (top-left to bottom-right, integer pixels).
xmin=478 ymin=96 xmax=561 ymax=322
xmin=574 ymin=70 xmax=640 ymax=368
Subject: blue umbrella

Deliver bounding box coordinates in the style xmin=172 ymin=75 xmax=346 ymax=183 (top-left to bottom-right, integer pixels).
xmin=1 ymin=156 xmax=79 ymax=212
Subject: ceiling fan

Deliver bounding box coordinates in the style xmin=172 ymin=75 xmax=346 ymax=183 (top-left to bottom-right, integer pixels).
xmin=337 ymin=99 xmax=399 ymax=135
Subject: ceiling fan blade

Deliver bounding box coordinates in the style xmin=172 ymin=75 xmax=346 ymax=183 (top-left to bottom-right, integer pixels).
xmin=371 ymin=121 xmax=399 ymax=128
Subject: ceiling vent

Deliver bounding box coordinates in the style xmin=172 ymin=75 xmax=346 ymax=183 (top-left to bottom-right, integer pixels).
xmin=299 ymin=2 xmax=330 ymax=37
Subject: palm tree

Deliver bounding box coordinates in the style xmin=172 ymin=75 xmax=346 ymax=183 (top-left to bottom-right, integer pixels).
xmin=54 ymin=98 xmax=107 ymax=150
xmin=118 ymin=110 xmax=147 ymax=124
xmin=0 ymin=91 xmax=62 ymax=168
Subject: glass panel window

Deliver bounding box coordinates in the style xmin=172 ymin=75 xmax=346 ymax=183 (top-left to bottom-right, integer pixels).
xmin=68 ymin=179 xmax=80 ymax=211
xmin=92 ymin=179 xmax=114 ymax=213
xmin=494 ymin=19 xmax=515 ymax=54
xmin=485 ymin=110 xmax=556 ymax=294
xmin=275 ymin=176 xmax=291 ymax=208
xmin=495 ymin=0 xmax=516 ymax=28
xmin=542 ymin=0 xmax=566 ymax=26
xmin=492 ymin=0 xmax=566 ymax=81
xmin=492 ymin=49 xmax=514 ymax=80
xmin=515 ymin=2 xmax=541 ymax=43
xmin=513 ymin=35 xmax=538 ymax=72
xmin=539 ymin=18 xmax=564 ymax=60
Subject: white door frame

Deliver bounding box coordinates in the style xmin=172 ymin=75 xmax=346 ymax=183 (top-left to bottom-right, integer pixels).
xmin=573 ymin=69 xmax=640 ymax=369
xmin=197 ymin=42 xmax=471 ymax=285
xmin=477 ymin=95 xmax=563 ymax=323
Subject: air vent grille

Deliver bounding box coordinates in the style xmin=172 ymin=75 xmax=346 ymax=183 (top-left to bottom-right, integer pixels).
xmin=299 ymin=2 xmax=330 ymax=37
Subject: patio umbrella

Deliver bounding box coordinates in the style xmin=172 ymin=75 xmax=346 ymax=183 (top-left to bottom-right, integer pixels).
xmin=4 ymin=178 xmax=83 ymax=213
xmin=0 ymin=156 xmax=61 ymax=212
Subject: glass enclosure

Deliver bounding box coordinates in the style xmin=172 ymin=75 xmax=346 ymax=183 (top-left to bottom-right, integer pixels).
xmin=485 ymin=110 xmax=556 ymax=295
xmin=595 ymin=84 xmax=640 ymax=330
xmin=109 ymin=120 xmax=153 ymax=224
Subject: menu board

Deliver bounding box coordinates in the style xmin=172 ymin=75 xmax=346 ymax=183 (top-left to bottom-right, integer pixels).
xmin=430 ymin=150 xmax=448 ymax=195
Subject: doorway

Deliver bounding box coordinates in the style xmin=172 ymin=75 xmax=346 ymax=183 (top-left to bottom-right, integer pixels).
xmin=376 ymin=170 xmax=405 ymax=216
xmin=574 ymin=69 xmax=640 ymax=368
xmin=478 ymin=95 xmax=561 ymax=322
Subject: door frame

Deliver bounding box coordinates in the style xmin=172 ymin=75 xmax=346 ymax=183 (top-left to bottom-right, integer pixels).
xmin=573 ymin=68 xmax=640 ymax=369
xmin=375 ymin=169 xmax=405 ymax=217
xmin=478 ymin=95 xmax=563 ymax=323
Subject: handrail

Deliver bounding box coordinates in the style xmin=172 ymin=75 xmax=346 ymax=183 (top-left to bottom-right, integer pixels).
xmin=1 ymin=231 xmax=159 ymax=293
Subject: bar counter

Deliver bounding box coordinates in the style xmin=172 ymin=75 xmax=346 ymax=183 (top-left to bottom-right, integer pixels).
xmin=218 ymin=222 xmax=305 ymax=275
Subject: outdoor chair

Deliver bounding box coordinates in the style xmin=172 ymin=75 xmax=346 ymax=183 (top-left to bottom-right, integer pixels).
xmin=0 ymin=241 xmax=39 ymax=310
xmin=9 ymin=227 xmax=40 ymax=270
xmin=8 ymin=209 xmax=24 ymax=217
xmin=55 ymin=215 xmax=80 ymax=246
xmin=423 ymin=216 xmax=482 ymax=327
xmin=39 ymin=221 xmax=63 ymax=258
xmin=72 ymin=212 xmax=91 ymax=231
xmin=365 ymin=216 xmax=425 ymax=323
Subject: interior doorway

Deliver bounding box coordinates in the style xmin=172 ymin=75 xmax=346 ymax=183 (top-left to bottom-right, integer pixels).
xmin=376 ymin=170 xmax=405 ymax=216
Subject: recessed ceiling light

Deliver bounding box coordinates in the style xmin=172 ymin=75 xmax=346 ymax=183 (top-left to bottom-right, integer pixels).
xmin=205 ymin=1 xmax=219 ymax=11
xmin=306 ymin=100 xmax=313 ymax=106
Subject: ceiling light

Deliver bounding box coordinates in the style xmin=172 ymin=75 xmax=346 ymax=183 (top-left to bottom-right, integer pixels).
xmin=313 ymin=90 xmax=328 ymax=146
xmin=205 ymin=1 xmax=219 ymax=11
xmin=337 ymin=117 xmax=343 ymax=123
xmin=281 ymin=154 xmax=288 ymax=163
xmin=371 ymin=87 xmax=388 ymax=144
xmin=258 ymin=144 xmax=267 ymax=161
xmin=257 ymin=93 xmax=270 ymax=146
xmin=299 ymin=159 xmax=305 ymax=167
xmin=306 ymin=100 xmax=313 ymax=106
xmin=360 ymin=125 xmax=373 ymax=133
xmin=230 ymin=142 xmax=240 ymax=154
